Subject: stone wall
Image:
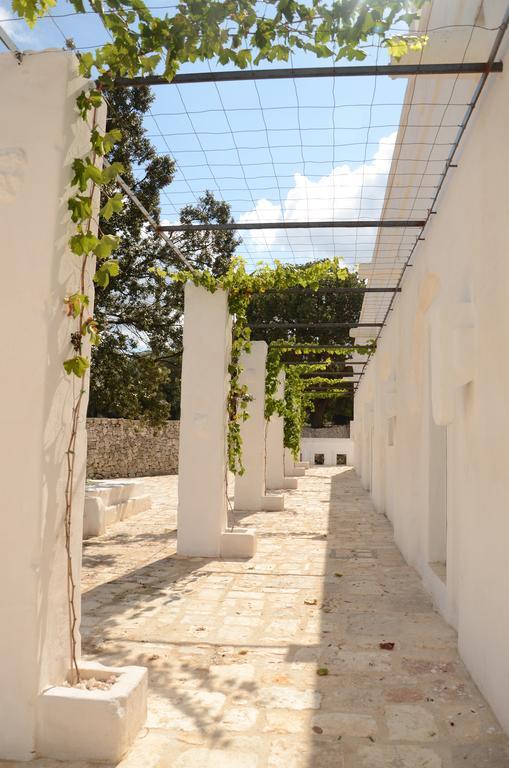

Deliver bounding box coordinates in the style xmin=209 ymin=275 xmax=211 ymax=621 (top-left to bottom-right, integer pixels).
xmin=86 ymin=419 xmax=179 ymax=478
xmin=301 ymin=425 xmax=350 ymax=438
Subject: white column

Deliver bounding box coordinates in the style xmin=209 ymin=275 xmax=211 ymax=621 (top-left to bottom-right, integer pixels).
xmin=265 ymin=371 xmax=287 ymax=489
xmin=0 ymin=51 xmax=100 ymax=760
xmin=234 ymin=341 xmax=268 ymax=511
xmin=177 ymin=283 xmax=231 ymax=556
xmin=284 ymin=447 xmax=305 ymax=477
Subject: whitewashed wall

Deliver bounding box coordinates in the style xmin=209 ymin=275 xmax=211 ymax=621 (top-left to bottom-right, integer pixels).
xmin=354 ymin=44 xmax=509 ymax=731
xmin=301 ymin=437 xmax=354 ymax=467
xmin=0 ymin=51 xmax=101 ymax=758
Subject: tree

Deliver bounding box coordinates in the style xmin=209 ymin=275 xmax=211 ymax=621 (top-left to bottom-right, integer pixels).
xmin=247 ymin=261 xmax=365 ymax=427
xmin=88 ymin=87 xmax=240 ymax=422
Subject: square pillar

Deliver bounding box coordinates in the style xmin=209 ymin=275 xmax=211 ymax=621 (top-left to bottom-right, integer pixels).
xmin=177 ymin=282 xmax=232 ymax=556
xmin=0 ymin=51 xmax=147 ymax=763
xmin=234 ymin=341 xmax=268 ymax=511
xmin=265 ymin=371 xmax=287 ymax=490
xmin=284 ymin=447 xmax=306 ymax=477
xmin=0 ymin=51 xmax=96 ymax=760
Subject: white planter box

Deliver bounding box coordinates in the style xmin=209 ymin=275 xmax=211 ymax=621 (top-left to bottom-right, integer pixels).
xmin=37 ymin=661 xmax=147 ymax=762
xmin=220 ymin=528 xmax=257 ymax=558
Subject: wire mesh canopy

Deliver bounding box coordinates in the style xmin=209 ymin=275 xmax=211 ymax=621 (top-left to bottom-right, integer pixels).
xmin=1 ymin=0 xmax=508 ymax=388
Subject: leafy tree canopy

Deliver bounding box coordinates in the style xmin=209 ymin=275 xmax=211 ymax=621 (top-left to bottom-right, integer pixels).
xmin=88 ymin=86 xmax=239 ymax=422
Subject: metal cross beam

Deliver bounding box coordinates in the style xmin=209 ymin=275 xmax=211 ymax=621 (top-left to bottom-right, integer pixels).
xmin=249 ymin=322 xmax=383 ymax=329
xmin=159 ymin=219 xmax=425 ymax=232
xmin=259 ymin=286 xmax=401 ymax=294
xmin=115 ymin=61 xmax=503 ymax=88
xmin=0 ymin=24 xmax=19 ymax=53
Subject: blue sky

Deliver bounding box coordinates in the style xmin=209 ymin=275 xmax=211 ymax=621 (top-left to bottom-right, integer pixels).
xmin=0 ymin=1 xmax=409 ymax=269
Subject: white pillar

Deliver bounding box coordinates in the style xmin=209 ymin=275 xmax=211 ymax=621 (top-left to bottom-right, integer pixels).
xmin=0 ymin=51 xmax=99 ymax=760
xmin=284 ymin=447 xmax=306 ymax=477
xmin=265 ymin=371 xmax=287 ymax=489
xmin=234 ymin=341 xmax=268 ymax=511
xmin=177 ymin=283 xmax=231 ymax=556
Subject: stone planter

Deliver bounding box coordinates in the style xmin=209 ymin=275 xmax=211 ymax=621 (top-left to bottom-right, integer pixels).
xmin=37 ymin=661 xmax=147 ymax=762
xmin=220 ymin=528 xmax=257 ymax=558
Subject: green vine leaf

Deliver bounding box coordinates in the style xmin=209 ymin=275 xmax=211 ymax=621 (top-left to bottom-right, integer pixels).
xmin=70 ymin=230 xmax=99 ymax=255
xmin=63 ymin=355 xmax=90 ymax=378
xmin=100 ymin=192 xmax=123 ymax=221
xmin=94 ymin=260 xmax=120 ymax=287
xmin=68 ymin=195 xmax=92 ymax=224
xmin=64 ymin=292 xmax=89 ymax=318
xmin=76 ymin=88 xmax=103 ymax=119
xmin=93 ymin=234 xmax=120 ymax=260
xmin=11 ymin=0 xmax=56 ymax=27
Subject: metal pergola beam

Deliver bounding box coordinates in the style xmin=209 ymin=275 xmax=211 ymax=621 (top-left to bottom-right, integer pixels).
xmin=284 ymin=362 xmax=366 ymax=368
xmin=115 ymin=61 xmax=503 ymax=88
xmin=0 ymin=24 xmax=19 ymax=53
xmin=358 ymin=7 xmax=509 ymax=394
xmin=159 ymin=219 xmax=425 ymax=232
xmin=249 ymin=322 xmax=382 ymax=329
xmin=279 ymin=344 xmax=371 ymax=352
xmin=260 ymin=286 xmax=401 ymax=294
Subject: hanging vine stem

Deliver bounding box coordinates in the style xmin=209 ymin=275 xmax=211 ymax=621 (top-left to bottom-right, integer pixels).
xmin=62 ymin=86 xmax=126 ymax=683
xmin=63 ymin=102 xmax=100 ymax=685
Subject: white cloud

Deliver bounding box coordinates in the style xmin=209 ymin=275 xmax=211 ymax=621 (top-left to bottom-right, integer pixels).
xmin=0 ymin=4 xmax=37 ymax=45
xmin=238 ymin=132 xmax=397 ymax=266
xmin=238 ymin=197 xmax=281 ymax=249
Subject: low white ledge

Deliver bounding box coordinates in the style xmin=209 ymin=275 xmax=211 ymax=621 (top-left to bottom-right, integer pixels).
xmin=286 ymin=466 xmax=306 ymax=477
xmin=220 ymin=528 xmax=257 ymax=558
xmin=37 ymin=661 xmax=147 ymax=763
xmin=296 ymin=461 xmax=310 ymax=470
xmin=262 ymin=494 xmax=285 ymax=511
xmin=83 ymin=480 xmax=151 ymax=538
xmin=284 ymin=477 xmax=299 ymax=490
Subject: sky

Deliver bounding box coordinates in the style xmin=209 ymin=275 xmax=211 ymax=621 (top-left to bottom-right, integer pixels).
xmin=0 ymin=1 xmax=410 ymax=270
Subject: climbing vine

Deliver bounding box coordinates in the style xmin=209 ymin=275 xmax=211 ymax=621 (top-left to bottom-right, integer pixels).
xmin=264 ymin=342 xmax=372 ymax=458
xmin=171 ymin=257 xmax=362 ymax=473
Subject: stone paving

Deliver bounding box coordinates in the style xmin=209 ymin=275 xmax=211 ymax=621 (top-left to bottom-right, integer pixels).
xmin=6 ymin=467 xmax=509 ymax=767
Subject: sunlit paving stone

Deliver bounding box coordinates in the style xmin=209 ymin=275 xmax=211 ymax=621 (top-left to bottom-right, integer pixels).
xmin=9 ymin=467 xmax=509 ymax=767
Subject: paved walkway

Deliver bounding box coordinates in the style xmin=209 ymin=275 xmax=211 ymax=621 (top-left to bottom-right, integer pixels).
xmin=9 ymin=468 xmax=509 ymax=767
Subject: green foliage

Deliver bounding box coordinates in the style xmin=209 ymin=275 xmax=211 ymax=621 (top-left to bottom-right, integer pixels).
xmin=63 ymin=355 xmax=90 ymax=378
xmin=94 ymin=260 xmax=120 ymax=287
xmin=172 ymin=256 xmax=360 ymax=472
xmin=13 ymin=0 xmax=427 ymax=80
xmin=283 ymin=366 xmax=307 ymax=459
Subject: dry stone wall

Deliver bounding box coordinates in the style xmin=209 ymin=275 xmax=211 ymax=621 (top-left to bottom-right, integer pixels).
xmin=301 ymin=425 xmax=350 ymax=438
xmin=86 ymin=419 xmax=179 ymax=478
xmin=86 ymin=419 xmax=348 ymax=479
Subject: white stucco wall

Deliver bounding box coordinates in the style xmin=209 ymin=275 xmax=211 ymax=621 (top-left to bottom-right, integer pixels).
xmin=300 ymin=437 xmax=354 ymax=467
xmin=0 ymin=51 xmax=100 ymax=759
xmin=354 ymin=36 xmax=509 ymax=732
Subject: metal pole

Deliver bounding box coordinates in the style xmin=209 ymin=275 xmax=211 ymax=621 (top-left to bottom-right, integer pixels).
xmin=159 ymin=219 xmax=425 ymax=232
xmin=115 ymin=61 xmax=503 ymax=88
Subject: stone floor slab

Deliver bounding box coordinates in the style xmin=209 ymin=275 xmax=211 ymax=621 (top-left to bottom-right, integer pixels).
xmin=7 ymin=468 xmax=509 ymax=767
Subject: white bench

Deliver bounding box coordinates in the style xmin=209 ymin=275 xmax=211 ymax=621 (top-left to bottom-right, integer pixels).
xmin=83 ymin=479 xmax=151 ymax=538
